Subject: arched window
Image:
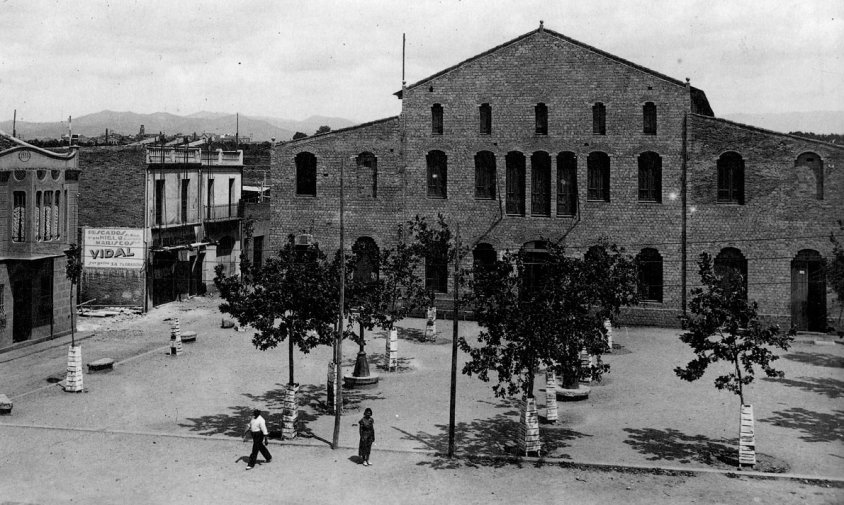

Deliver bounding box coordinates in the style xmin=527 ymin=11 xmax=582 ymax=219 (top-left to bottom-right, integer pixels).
xmin=593 ymin=102 xmax=606 ymax=135
xmin=636 ymin=248 xmax=663 ymax=302
xmin=425 ymin=254 xmax=448 ymax=294
xmin=531 ymin=151 xmax=551 ymax=216
xmin=474 ymin=151 xmax=496 ymax=199
xmin=535 ymin=103 xmax=548 ymax=135
xmin=795 ymin=152 xmax=823 ymax=200
xmin=522 ymin=240 xmax=549 ymax=291
xmin=295 ymin=152 xmax=317 ymax=196
xmin=472 ymin=243 xmax=497 ymax=272
xmin=431 ymin=104 xmax=443 ymax=135
xmin=356 ymin=152 xmax=377 ymax=198
xmin=426 ymin=150 xmax=447 ymax=198
xmin=643 ymin=102 xmax=657 ymax=135
xmin=587 ymin=152 xmax=610 ymax=202
xmin=557 ymin=152 xmax=578 ymax=216
xmin=479 ymin=103 xmax=492 ymax=135
xmin=505 ymin=151 xmax=526 ymax=215
xmin=791 ymin=249 xmax=827 ymax=331
xmin=638 ymin=152 xmax=662 ymax=203
xmin=352 ymin=237 xmax=379 ymax=285
xmin=717 ymin=152 xmax=744 ymax=204
xmin=12 ymin=191 xmax=26 ymax=242
xmin=714 ymin=247 xmax=748 ymax=298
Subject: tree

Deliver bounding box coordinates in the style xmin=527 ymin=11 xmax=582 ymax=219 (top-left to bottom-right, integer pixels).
xmin=65 ymin=243 xmax=83 ymax=347
xmin=314 ymin=125 xmax=331 ymax=135
xmin=214 ymin=235 xmax=337 ymax=386
xmin=460 ymin=240 xmax=639 ymax=399
xmin=827 ymin=229 xmax=844 ymax=329
xmin=292 ymin=131 xmax=308 ymax=140
xmin=676 ymin=253 xmax=795 ymax=405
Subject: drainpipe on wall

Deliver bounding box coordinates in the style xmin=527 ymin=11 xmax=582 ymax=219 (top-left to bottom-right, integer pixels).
xmin=681 ymin=114 xmax=688 ymax=315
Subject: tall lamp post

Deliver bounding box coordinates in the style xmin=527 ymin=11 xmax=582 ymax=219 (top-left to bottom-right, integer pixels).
xmin=332 ymin=158 xmax=346 ymax=449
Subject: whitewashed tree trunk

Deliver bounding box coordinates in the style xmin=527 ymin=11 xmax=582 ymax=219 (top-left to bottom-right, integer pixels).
xmin=739 ymin=404 xmax=756 ymax=467
xmin=545 ymin=370 xmax=558 ymax=423
xmin=64 ymin=345 xmax=83 ymax=392
xmin=282 ymin=383 xmax=299 ymax=439
xmin=518 ymin=397 xmax=541 ymax=456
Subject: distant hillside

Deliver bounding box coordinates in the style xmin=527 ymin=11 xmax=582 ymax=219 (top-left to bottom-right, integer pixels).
xmin=250 ymin=114 xmax=358 ymax=135
xmin=0 ymin=111 xmax=358 ymax=142
xmin=721 ymin=111 xmax=844 ymax=135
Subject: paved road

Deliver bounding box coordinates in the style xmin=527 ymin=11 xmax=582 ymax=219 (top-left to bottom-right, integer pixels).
xmin=1 ymin=295 xmax=841 ymax=504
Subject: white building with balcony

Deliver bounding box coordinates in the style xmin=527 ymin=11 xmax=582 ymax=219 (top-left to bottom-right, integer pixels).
xmin=145 ymin=147 xmax=243 ymax=305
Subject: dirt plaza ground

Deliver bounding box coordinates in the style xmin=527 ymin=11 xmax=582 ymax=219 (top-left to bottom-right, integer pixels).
xmin=0 ymin=295 xmax=841 ymax=504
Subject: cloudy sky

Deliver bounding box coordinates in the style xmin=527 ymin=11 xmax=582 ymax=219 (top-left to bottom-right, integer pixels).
xmin=1 ymin=0 xmax=841 ymax=124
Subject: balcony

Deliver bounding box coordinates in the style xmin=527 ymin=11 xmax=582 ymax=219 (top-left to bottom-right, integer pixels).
xmin=146 ymin=148 xmax=243 ymax=166
xmin=204 ymin=203 xmax=241 ymax=222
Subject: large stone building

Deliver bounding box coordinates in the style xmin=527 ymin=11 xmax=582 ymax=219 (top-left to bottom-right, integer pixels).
xmin=271 ymin=24 xmax=843 ymax=330
xmin=78 ymin=144 xmax=244 ymax=309
xmin=0 ymin=133 xmax=79 ymax=351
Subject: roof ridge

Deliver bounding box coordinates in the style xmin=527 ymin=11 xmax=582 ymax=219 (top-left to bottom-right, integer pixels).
xmin=690 ymin=113 xmax=844 ymax=149
xmin=397 ymin=26 xmax=702 ymax=96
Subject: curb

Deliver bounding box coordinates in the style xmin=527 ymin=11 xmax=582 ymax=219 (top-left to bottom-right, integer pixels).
xmin=0 ymin=422 xmax=841 ymax=485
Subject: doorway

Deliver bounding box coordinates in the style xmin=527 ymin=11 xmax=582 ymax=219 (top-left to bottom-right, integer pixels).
xmin=791 ymin=249 xmax=826 ymax=331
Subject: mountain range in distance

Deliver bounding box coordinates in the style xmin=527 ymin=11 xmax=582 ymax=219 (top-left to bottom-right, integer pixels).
xmin=0 ymin=110 xmax=359 ymax=142
xmin=1 ymin=110 xmax=840 ymax=143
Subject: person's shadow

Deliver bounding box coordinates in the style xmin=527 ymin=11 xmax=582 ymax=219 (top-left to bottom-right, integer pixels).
xmin=348 ymin=455 xmax=363 ymax=465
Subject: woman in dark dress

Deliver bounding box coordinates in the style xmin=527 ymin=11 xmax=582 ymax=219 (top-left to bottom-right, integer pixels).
xmin=358 ymin=407 xmax=375 ymax=466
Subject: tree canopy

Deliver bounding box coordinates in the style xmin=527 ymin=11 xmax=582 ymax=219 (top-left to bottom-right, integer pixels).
xmin=460 ymin=239 xmax=639 ymax=398
xmin=676 ymin=252 xmax=795 ymax=404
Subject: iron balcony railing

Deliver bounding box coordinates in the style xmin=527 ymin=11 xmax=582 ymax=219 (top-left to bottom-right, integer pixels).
xmin=146 ymin=148 xmax=243 ymax=166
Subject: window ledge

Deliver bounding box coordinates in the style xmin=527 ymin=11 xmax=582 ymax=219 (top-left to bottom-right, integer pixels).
xmin=294 ymin=194 xmax=317 ymax=198
xmin=473 ymin=196 xmax=496 ymax=201
xmin=586 ymin=198 xmax=610 ymax=203
xmin=637 ymin=200 xmax=663 ymax=205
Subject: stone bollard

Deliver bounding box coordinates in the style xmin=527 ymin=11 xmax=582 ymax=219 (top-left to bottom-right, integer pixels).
xmin=518 ymin=397 xmax=541 ymax=456
xmin=170 ymin=319 xmax=183 ymax=356
xmin=385 ymin=329 xmax=398 ymax=371
xmin=282 ymin=383 xmax=299 ymax=440
xmin=424 ymin=307 xmax=437 ymax=342
xmin=64 ymin=345 xmax=84 ymax=392
xmin=326 ymin=362 xmax=338 ymax=413
xmin=545 ymin=370 xmax=558 ymax=423
xmin=739 ymin=404 xmax=756 ymax=468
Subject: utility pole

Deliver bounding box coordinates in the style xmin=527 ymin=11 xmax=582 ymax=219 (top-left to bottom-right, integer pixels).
xmin=448 ymin=222 xmax=460 ymax=458
xmin=333 ymin=158 xmax=345 ymax=449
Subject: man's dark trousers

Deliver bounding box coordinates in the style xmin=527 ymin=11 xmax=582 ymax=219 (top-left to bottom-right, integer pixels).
xmin=248 ymin=432 xmax=272 ymax=467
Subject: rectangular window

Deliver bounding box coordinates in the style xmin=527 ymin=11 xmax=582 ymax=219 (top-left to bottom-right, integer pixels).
xmin=593 ymin=103 xmax=606 ymax=135
xmin=253 ymin=236 xmax=264 ymax=270
xmin=228 ymin=178 xmax=235 ymax=217
xmin=64 ymin=190 xmax=68 ymax=239
xmin=53 ymin=191 xmax=61 ymax=240
xmin=43 ymin=191 xmax=53 ymax=240
xmin=155 ymin=179 xmax=165 ymax=225
xmin=425 ymin=256 xmax=448 ymax=293
xmin=207 ymin=179 xmax=214 ymax=219
xmin=643 ymin=102 xmax=657 ymax=135
xmin=535 ymin=103 xmax=548 ymax=135
xmin=479 ymin=103 xmax=491 ymax=135
xmin=587 ymin=153 xmax=611 ymax=202
xmin=35 ymin=191 xmax=42 ymax=241
xmin=531 ymin=153 xmax=551 ymax=216
xmin=474 ymin=151 xmax=496 ymax=199
xmin=181 ymin=179 xmax=190 ymax=223
xmin=426 ymin=151 xmax=447 ymax=198
xmin=505 ymin=153 xmax=526 ymax=216
xmin=431 ymin=104 xmax=443 ymax=135
xmin=557 ymin=153 xmax=578 ymax=216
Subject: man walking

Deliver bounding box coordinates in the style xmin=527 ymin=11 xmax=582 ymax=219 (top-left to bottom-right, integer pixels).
xmin=244 ymin=409 xmax=272 ymax=469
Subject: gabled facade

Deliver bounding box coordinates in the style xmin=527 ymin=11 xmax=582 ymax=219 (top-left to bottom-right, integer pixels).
xmin=0 ymin=134 xmax=80 ymax=350
xmin=271 ymin=24 xmax=843 ymax=329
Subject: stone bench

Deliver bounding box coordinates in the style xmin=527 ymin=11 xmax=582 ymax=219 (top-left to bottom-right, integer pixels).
xmin=87 ymin=358 xmax=115 ymax=372
xmin=180 ymin=331 xmax=197 ymax=343
xmin=0 ymin=394 xmax=12 ymax=415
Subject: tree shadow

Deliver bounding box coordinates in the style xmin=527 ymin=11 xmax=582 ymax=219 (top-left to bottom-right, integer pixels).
xmin=762 ymin=408 xmax=844 ymax=443
xmin=370 ymin=352 xmax=414 ymax=373
xmin=782 ymin=351 xmax=844 ymax=369
xmin=394 ymin=398 xmax=590 ymax=469
xmin=762 ymin=376 xmax=843 ymax=399
xmin=398 ymin=327 xmax=433 ymax=343
xmin=623 ymin=427 xmax=735 ymax=465
xmin=178 ymin=405 xmax=253 ymax=438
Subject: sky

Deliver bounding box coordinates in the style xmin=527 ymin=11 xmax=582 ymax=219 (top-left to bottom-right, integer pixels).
xmin=1 ymin=0 xmax=842 ymax=124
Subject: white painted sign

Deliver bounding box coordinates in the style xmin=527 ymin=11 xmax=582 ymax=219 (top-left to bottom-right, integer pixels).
xmin=83 ymin=228 xmax=144 ymax=269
